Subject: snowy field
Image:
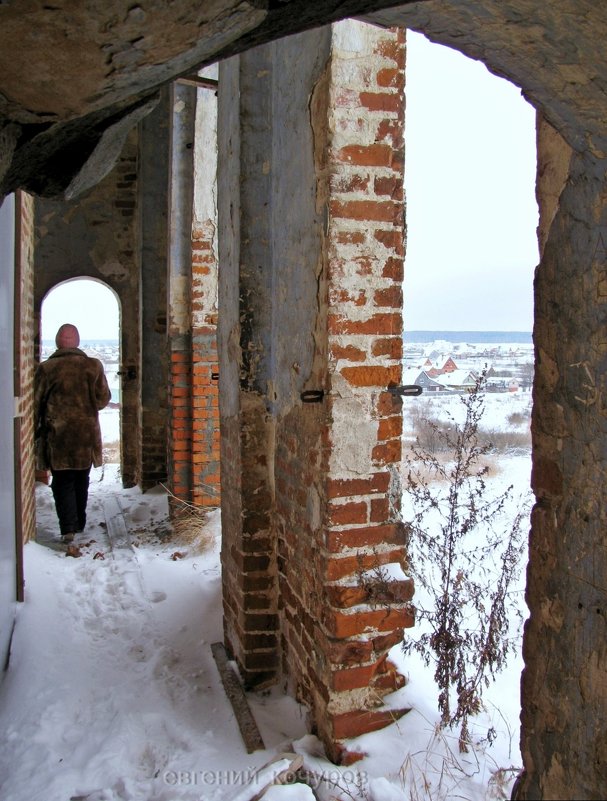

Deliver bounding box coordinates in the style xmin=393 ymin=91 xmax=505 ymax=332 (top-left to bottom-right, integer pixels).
xmin=0 ymin=390 xmax=532 ymax=801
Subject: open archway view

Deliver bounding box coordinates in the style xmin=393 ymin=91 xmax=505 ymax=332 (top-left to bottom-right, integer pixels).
xmin=1 ymin=2 xmax=607 ymax=800
xmin=398 ymin=30 xmax=539 ymax=784
xmin=41 ymin=279 xmax=121 ymax=466
xmin=5 ymin=18 xmax=546 ymax=801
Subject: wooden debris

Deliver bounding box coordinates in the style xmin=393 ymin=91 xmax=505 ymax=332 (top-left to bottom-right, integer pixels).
xmin=102 ymin=495 xmax=131 ymax=551
xmin=211 ymin=641 xmax=265 ymax=754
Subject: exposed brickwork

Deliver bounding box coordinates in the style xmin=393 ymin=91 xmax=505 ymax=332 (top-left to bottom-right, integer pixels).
xmin=168 ymin=347 xmax=192 ymax=501
xmin=275 ymin=400 xmax=329 ymax=710
xmin=6 ymin=3 xmax=607 ymax=797
xmin=34 ymin=130 xmax=143 ymax=489
xmin=219 ymin=21 xmax=408 ymax=764
xmin=268 ymin=21 xmax=410 ymax=763
xmin=191 ymin=223 xmax=220 ymax=507
xmin=321 ymin=22 xmax=409 ymax=760
xmin=166 ymin=231 xmax=220 ymax=506
xmin=15 ymin=191 xmax=36 ymax=561
xmin=165 ymin=76 xmax=220 ymax=510
xmin=222 ymin=401 xmax=279 ymax=688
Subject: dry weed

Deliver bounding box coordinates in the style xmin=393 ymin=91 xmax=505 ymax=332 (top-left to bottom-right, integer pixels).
xmin=103 ymin=439 xmax=120 ymax=464
xmin=402 ymin=452 xmax=502 ymax=487
xmin=160 ymin=483 xmax=214 ymax=554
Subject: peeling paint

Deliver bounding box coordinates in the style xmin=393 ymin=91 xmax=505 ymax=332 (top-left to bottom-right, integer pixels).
xmin=168 ymin=274 xmax=190 ymax=334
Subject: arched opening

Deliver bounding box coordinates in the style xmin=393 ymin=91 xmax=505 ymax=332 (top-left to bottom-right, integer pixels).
xmin=0 ymin=4 xmax=605 ymax=798
xmin=40 ymin=278 xmax=121 ymax=474
xmin=399 ymin=29 xmax=539 ymax=775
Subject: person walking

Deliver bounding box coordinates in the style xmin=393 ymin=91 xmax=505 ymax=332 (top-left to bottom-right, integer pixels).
xmin=34 ymin=323 xmax=111 ymax=542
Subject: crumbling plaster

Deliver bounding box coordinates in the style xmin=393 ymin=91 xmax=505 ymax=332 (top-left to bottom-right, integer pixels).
xmin=216 ymin=26 xmax=333 ymax=691
xmin=326 ymin=20 xmax=404 ymax=481
xmin=0 ymin=2 xmax=606 ymax=202
xmin=192 ymin=65 xmax=220 ymax=327
xmin=0 ymin=1 xmax=408 ymax=199
xmin=2 ymin=1 xmax=607 ymax=797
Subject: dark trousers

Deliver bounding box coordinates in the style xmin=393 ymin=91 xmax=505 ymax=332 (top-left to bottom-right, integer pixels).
xmin=51 ymin=468 xmax=91 ymax=535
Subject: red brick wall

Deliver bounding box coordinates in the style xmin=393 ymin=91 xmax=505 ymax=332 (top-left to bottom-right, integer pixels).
xmin=218 ymin=22 xmax=410 ymax=759
xmin=221 ymin=401 xmax=278 ymax=688
xmin=168 ymin=347 xmax=192 ymax=500
xmin=15 ymin=191 xmax=36 ymax=559
xmin=322 ymin=25 xmax=411 ymax=757
xmin=166 ymin=224 xmax=220 ymax=506
xmin=166 ymin=75 xmax=220 ymax=509
xmin=191 ymin=222 xmax=220 ymax=507
xmin=275 ymin=402 xmax=329 ymax=709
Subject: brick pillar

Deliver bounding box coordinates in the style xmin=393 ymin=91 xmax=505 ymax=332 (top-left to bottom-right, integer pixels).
xmin=518 ymin=120 xmax=607 ymax=800
xmin=14 ymin=191 xmax=36 ymax=606
xmin=166 ymin=79 xmax=220 ymax=507
xmin=218 ymin=42 xmax=280 ymax=688
xmin=140 ymin=88 xmax=170 ymax=491
xmin=218 ymin=20 xmax=411 ymax=761
xmin=167 ymin=83 xmax=196 ymax=501
xmin=191 ymin=71 xmax=220 ymax=508
xmin=316 ymin=21 xmax=412 ymax=760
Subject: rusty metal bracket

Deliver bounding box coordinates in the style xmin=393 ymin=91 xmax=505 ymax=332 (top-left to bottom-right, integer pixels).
xmin=388 ymin=384 xmax=423 ymax=397
xmin=117 ymin=366 xmax=137 ymax=380
xmin=300 ymin=389 xmax=324 ymax=403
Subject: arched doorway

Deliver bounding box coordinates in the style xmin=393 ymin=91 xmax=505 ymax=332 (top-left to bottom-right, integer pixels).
xmin=0 ymin=3 xmax=604 ymax=797
xmin=40 ymin=278 xmax=121 ymax=473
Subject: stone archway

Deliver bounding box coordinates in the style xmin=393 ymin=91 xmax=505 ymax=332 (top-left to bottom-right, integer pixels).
xmin=32 ymin=139 xmax=142 ymax=489
xmin=364 ymin=9 xmax=607 ymax=798
xmin=39 ymin=278 xmax=121 ymax=465
xmin=1 ymin=3 xmax=607 ymax=798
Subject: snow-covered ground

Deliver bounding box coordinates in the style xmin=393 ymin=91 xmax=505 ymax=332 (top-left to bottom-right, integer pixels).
xmin=0 ymin=394 xmax=532 ymax=801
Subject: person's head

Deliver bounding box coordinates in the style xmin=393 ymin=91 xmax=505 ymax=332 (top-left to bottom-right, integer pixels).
xmin=55 ymin=323 xmax=80 ymax=349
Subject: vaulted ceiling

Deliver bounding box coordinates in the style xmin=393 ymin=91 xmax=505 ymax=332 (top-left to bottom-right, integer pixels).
xmin=1 ymin=1 xmax=606 ymax=198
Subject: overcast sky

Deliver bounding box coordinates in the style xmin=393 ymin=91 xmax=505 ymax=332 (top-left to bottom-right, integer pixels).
xmin=42 ymin=30 xmax=539 ymax=341
xmin=42 ymin=280 xmax=119 ymax=342
xmin=403 ymin=31 xmax=538 ymax=331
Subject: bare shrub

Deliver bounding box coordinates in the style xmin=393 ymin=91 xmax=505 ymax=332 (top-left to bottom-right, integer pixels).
xmin=406 ymin=399 xmax=452 ymax=456
xmin=477 ymin=428 xmax=531 ymax=453
xmin=403 ymin=373 xmax=530 ymax=751
xmin=407 ymin=399 xmax=531 ymax=458
xmin=506 ymin=411 xmax=528 ymax=427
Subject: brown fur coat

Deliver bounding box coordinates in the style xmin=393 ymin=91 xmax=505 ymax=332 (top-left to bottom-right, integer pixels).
xmin=34 ymin=347 xmax=111 ymax=470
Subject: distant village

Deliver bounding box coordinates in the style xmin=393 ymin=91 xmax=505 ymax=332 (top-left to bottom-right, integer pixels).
xmin=402 ymin=340 xmax=534 ymax=394
xmin=41 ymin=338 xmax=534 ymax=400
